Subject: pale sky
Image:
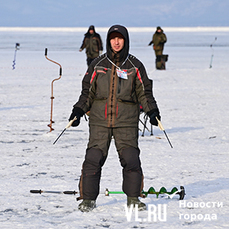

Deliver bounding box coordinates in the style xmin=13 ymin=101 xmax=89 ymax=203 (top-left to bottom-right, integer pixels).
xmin=0 ymin=0 xmax=228 ymax=27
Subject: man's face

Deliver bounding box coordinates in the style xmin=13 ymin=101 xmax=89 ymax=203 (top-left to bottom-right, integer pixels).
xmin=110 ymin=32 xmax=125 ymax=53
xmin=89 ymin=29 xmax=94 ymax=34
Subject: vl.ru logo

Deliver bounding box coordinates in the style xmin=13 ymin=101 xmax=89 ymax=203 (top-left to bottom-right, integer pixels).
xmin=125 ymin=204 xmax=167 ymax=222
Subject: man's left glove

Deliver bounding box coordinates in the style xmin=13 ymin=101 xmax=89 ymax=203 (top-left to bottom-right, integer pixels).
xmin=68 ymin=107 xmax=84 ymax=127
xmin=148 ymin=109 xmax=161 ymax=126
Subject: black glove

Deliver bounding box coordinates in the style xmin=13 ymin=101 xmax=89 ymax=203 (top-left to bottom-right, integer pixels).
xmin=148 ymin=109 xmax=161 ymax=126
xmin=68 ymin=107 xmax=84 ymax=127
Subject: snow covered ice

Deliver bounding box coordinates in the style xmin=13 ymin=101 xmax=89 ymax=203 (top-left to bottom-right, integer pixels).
xmin=0 ymin=27 xmax=229 ymax=228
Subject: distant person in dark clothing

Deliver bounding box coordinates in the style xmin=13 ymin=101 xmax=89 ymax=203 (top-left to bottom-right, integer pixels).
xmin=148 ymin=26 xmax=167 ymax=57
xmin=79 ymin=25 xmax=103 ymax=66
xmin=148 ymin=26 xmax=168 ymax=70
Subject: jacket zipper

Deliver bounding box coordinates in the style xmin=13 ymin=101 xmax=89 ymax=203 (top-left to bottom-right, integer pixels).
xmin=110 ymin=70 xmax=115 ymax=126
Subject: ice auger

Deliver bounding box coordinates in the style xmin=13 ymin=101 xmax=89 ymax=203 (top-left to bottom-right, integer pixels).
xmin=30 ymin=186 xmax=185 ymax=200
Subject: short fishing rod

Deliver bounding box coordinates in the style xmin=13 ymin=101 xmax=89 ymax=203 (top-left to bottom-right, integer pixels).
xmin=53 ymin=116 xmax=77 ymax=144
xmin=156 ymin=117 xmax=173 ymax=148
xmin=139 ymin=117 xmax=151 ymax=132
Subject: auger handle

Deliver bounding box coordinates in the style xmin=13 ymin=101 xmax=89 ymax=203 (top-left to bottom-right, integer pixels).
xmin=63 ymin=191 xmax=78 ymax=195
xmin=30 ymin=190 xmax=78 ymax=195
xmin=45 ymin=48 xmax=62 ymax=132
xmin=30 ymin=190 xmax=42 ymax=194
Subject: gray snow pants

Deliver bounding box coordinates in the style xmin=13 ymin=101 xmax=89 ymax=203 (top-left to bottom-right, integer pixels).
xmin=78 ymin=125 xmax=144 ymax=200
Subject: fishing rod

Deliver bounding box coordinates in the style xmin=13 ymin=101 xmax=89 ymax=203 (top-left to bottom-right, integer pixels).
xmin=30 ymin=186 xmax=185 ymax=200
xmin=209 ymin=37 xmax=217 ymax=68
xmin=12 ymin=43 xmax=20 ymax=70
xmin=45 ymin=48 xmax=62 ymax=132
xmin=53 ymin=116 xmax=77 ymax=144
xmin=139 ymin=116 xmax=151 ymax=137
xmin=156 ymin=117 xmax=173 ymax=148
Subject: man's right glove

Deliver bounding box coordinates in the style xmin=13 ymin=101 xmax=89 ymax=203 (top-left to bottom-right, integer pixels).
xmin=68 ymin=107 xmax=84 ymax=127
xmin=148 ymin=109 xmax=161 ymax=126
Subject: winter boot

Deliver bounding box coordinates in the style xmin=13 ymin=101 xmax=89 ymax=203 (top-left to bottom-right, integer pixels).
xmin=78 ymin=200 xmax=96 ymax=212
xmin=127 ymin=197 xmax=147 ymax=211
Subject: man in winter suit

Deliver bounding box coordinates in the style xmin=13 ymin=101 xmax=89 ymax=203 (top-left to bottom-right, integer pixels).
xmin=69 ymin=25 xmax=161 ymax=212
xmin=148 ymin=26 xmax=168 ymax=70
xmin=148 ymin=26 xmax=167 ymax=57
xmin=79 ymin=25 xmax=103 ymax=66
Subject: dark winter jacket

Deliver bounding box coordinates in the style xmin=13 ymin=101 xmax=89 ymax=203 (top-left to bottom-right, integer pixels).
xmin=80 ymin=26 xmax=103 ymax=59
xmin=149 ymin=28 xmax=167 ymax=51
xmin=74 ymin=25 xmax=159 ymax=128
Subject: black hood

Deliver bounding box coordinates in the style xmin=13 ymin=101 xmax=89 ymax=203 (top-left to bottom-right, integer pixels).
xmin=106 ymin=25 xmax=129 ymax=64
xmin=156 ymin=26 xmax=163 ymax=33
xmin=88 ymin=25 xmax=95 ymax=32
xmin=85 ymin=25 xmax=95 ymax=36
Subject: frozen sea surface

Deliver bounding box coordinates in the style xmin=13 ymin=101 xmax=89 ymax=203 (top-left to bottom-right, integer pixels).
xmin=0 ymin=27 xmax=229 ymax=228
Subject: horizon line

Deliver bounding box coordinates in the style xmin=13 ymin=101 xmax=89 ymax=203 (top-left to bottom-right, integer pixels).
xmin=1 ymin=26 xmax=229 ymax=32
